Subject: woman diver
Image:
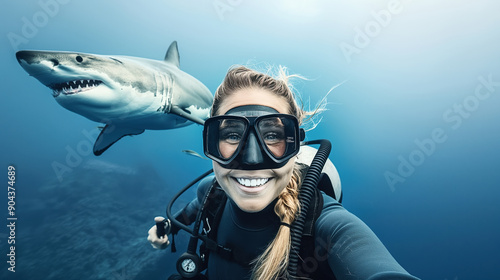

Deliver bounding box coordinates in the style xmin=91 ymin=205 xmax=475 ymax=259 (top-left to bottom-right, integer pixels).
xmin=147 ymin=66 xmax=420 ymax=280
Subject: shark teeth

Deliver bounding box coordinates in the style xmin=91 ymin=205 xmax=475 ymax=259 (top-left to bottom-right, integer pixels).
xmin=51 ymin=79 xmax=103 ymax=97
xmin=236 ymin=178 xmax=270 ymax=187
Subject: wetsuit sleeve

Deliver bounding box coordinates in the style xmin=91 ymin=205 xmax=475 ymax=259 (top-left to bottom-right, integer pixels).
xmin=170 ymin=175 xmax=214 ymax=235
xmin=315 ymin=194 xmax=420 ymax=280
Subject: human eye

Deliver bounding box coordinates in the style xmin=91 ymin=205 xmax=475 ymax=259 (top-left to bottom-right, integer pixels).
xmin=219 ymin=125 xmax=243 ymax=144
xmin=263 ymin=131 xmax=284 ymax=144
xmin=223 ymin=132 xmax=242 ymax=144
xmin=219 ymin=119 xmax=245 ymax=145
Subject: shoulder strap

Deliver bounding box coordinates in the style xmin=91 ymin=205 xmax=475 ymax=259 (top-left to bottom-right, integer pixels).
xmin=201 ymin=181 xmax=227 ymax=239
xmin=198 ymin=182 xmax=260 ymax=267
xmin=198 ymin=181 xmax=231 ymax=266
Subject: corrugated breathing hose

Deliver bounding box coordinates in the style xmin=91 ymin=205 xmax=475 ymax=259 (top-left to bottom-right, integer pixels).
xmin=287 ymin=139 xmax=332 ymax=277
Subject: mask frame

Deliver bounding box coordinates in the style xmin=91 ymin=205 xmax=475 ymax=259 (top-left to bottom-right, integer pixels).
xmin=203 ymin=113 xmax=305 ymax=170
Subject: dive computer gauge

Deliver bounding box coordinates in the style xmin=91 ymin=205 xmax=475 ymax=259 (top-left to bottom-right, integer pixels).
xmin=176 ymin=252 xmax=201 ymax=278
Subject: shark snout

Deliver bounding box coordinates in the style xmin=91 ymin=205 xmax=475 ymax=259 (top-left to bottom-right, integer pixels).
xmin=16 ymin=50 xmax=60 ymax=67
xmin=16 ymin=50 xmax=37 ymax=64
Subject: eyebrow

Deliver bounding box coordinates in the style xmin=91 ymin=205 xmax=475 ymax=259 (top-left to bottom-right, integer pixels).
xmin=259 ymin=118 xmax=284 ymax=127
xmin=219 ymin=119 xmax=245 ymax=129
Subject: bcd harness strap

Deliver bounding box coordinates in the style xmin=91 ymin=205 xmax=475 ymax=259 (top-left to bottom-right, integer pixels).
xmin=198 ymin=182 xmax=256 ymax=268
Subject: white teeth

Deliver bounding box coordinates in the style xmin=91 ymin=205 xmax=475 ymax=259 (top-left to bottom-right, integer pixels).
xmin=236 ymin=178 xmax=269 ymax=187
xmin=52 ymin=79 xmax=101 ymax=97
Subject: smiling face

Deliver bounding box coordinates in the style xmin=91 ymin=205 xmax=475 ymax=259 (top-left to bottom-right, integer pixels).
xmin=213 ymin=87 xmax=296 ymax=212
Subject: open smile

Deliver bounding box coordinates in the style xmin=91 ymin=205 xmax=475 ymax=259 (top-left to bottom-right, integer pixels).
xmin=50 ymin=79 xmax=103 ymax=97
xmin=235 ymin=177 xmax=270 ymax=187
xmin=233 ymin=177 xmax=272 ymax=194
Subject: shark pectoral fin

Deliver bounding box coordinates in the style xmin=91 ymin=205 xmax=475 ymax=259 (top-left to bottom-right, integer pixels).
xmin=93 ymin=125 xmax=145 ymax=156
xmin=164 ymin=41 xmax=180 ymax=68
xmin=170 ymin=106 xmax=206 ymax=125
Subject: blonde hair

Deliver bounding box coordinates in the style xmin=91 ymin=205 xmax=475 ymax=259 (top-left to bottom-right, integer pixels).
xmin=212 ymin=65 xmax=314 ymax=279
xmin=212 ymin=66 xmax=307 ymax=122
xmin=251 ymin=168 xmax=303 ymax=280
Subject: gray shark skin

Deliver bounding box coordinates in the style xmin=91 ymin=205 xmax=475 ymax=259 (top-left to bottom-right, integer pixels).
xmin=15 ymin=42 xmax=213 ymax=155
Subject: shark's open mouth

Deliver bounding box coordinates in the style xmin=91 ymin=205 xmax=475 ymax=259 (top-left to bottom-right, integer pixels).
xmin=50 ymin=79 xmax=103 ymax=97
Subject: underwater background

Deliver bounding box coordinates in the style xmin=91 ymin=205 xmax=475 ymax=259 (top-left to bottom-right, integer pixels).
xmin=1 ymin=0 xmax=499 ymax=279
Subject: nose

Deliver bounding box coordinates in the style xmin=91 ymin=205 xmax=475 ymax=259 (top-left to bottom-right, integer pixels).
xmin=16 ymin=51 xmax=31 ymax=63
xmin=241 ymin=131 xmax=264 ymax=165
xmin=16 ymin=51 xmax=59 ymax=66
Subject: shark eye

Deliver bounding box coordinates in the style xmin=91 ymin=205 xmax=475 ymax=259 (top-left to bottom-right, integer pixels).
xmin=76 ymin=55 xmax=83 ymax=63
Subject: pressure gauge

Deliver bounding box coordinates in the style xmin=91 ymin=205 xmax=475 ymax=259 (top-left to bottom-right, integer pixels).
xmin=182 ymin=258 xmax=196 ymax=273
xmin=176 ymin=252 xmax=201 ymax=278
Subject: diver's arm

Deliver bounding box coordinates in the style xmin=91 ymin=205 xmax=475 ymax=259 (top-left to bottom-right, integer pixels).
xmin=170 ymin=175 xmax=214 ymax=234
xmin=316 ymin=195 xmax=421 ymax=280
xmin=169 ymin=197 xmax=201 ymax=235
xmin=148 ymin=176 xmax=214 ymax=249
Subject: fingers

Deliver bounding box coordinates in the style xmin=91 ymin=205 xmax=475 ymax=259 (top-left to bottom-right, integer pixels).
xmin=154 ymin=216 xmax=166 ymax=223
xmin=147 ymin=217 xmax=170 ymax=250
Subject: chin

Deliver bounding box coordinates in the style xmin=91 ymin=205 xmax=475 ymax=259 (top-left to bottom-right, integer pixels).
xmin=234 ymin=199 xmax=268 ymax=213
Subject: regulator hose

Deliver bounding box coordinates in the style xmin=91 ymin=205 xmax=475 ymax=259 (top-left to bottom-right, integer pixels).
xmin=167 ymin=169 xmax=214 ymax=235
xmin=287 ymin=139 xmax=332 ymax=277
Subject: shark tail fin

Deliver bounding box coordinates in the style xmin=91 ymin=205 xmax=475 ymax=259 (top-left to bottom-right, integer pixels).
xmin=93 ymin=125 xmax=145 ymax=156
xmin=164 ymin=41 xmax=180 ymax=68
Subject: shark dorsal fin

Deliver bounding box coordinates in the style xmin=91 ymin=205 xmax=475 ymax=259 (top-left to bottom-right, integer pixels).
xmin=164 ymin=41 xmax=180 ymax=68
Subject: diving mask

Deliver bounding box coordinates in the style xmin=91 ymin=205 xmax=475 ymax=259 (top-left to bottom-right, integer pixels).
xmin=203 ymin=105 xmax=305 ymax=170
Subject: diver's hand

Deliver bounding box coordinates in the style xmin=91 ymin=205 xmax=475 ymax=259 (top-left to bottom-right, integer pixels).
xmin=147 ymin=216 xmax=170 ymax=250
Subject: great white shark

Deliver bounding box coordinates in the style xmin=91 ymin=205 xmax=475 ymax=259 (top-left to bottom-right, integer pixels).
xmin=15 ymin=41 xmax=213 ymax=155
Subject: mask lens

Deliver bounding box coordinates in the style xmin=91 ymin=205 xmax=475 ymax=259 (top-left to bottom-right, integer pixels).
xmin=257 ymin=117 xmax=287 ymax=158
xmin=217 ymin=118 xmax=247 ymax=160
xmin=256 ymin=116 xmax=298 ymax=160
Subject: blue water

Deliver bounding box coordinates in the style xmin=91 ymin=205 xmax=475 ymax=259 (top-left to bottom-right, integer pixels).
xmin=1 ymin=1 xmax=500 ymax=279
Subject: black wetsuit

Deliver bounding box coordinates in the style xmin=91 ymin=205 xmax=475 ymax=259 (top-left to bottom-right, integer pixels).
xmin=174 ymin=176 xmax=420 ymax=280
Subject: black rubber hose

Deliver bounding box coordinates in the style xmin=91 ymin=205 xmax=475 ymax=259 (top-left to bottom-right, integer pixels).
xmin=288 ymin=139 xmax=332 ymax=277
xmin=167 ymin=169 xmax=214 ymax=235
